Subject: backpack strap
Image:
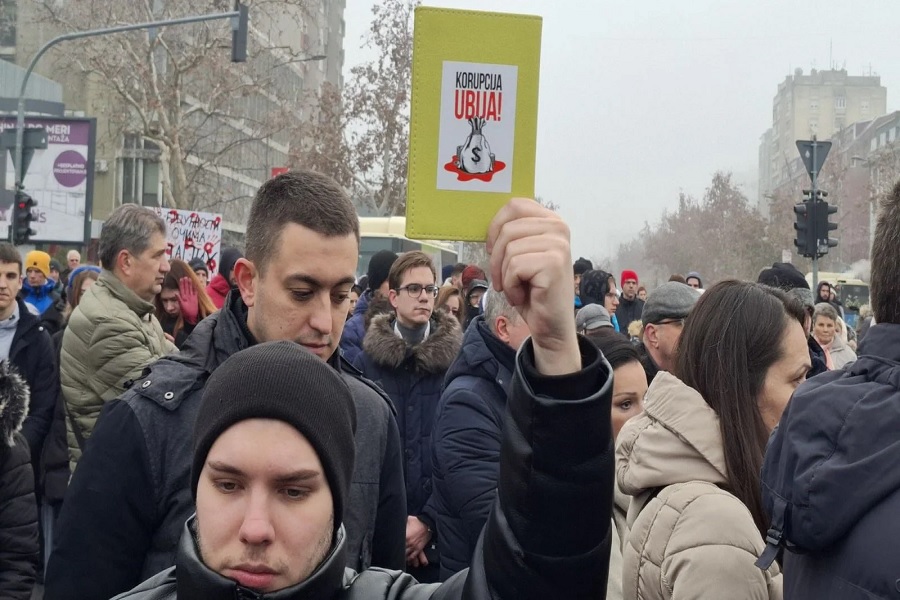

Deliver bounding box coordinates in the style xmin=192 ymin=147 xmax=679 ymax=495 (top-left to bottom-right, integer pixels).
xmin=756 ymin=494 xmax=787 ymax=569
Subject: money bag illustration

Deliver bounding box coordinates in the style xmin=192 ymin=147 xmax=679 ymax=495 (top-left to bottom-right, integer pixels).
xmin=456 ymin=118 xmax=495 ymax=174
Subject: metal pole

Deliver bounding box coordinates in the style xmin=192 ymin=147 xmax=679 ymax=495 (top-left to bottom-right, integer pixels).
xmin=13 ymin=10 xmax=240 ymax=194
xmin=811 ymin=140 xmax=819 ymax=291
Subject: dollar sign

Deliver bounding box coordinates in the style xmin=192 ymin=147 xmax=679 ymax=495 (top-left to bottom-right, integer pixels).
xmin=472 ymin=147 xmax=481 ymax=163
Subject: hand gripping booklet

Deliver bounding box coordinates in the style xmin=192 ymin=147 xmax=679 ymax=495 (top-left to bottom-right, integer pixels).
xmin=406 ymin=7 xmax=542 ymax=242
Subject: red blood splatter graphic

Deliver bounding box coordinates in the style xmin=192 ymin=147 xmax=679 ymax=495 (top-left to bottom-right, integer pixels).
xmin=184 ymin=238 xmax=195 ymax=250
xmin=204 ymin=242 xmax=214 ymax=254
xmin=208 ymin=259 xmax=217 ymax=272
xmin=443 ymin=156 xmax=506 ymax=182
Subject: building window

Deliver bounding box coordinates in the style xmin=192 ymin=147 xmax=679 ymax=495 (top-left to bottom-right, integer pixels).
xmin=835 ymin=95 xmax=846 ymax=110
xmin=809 ymin=98 xmax=819 ymax=111
xmin=809 ymin=119 xmax=819 ymax=135
xmin=0 ymin=0 xmax=16 ymax=48
xmin=861 ymin=99 xmax=870 ymax=114
xmin=890 ymin=128 xmax=897 ymax=143
xmin=119 ymin=134 xmax=161 ymax=207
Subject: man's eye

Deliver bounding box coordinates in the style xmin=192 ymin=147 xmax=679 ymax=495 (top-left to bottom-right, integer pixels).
xmin=215 ymin=481 xmax=239 ymax=493
xmin=282 ymin=488 xmax=310 ymax=500
xmin=291 ymin=291 xmax=313 ymax=301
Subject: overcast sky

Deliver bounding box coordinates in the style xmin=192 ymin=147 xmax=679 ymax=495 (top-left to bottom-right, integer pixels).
xmin=342 ymin=0 xmax=900 ymax=261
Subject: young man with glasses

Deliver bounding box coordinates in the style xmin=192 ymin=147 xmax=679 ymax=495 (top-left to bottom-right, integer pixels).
xmin=354 ymin=251 xmax=463 ymax=583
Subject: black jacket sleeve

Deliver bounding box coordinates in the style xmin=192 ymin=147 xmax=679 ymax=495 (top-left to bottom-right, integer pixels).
xmin=462 ymin=336 xmax=614 ymax=600
xmin=371 ymin=412 xmax=408 ymax=571
xmin=0 ymin=433 xmax=39 ymax=600
xmin=19 ymin=330 xmax=59 ymax=474
xmin=45 ymin=400 xmax=156 ymax=600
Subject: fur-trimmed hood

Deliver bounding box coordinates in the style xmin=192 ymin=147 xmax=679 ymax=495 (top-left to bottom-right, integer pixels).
xmin=363 ymin=309 xmax=462 ymax=374
xmin=0 ymin=360 xmax=30 ymax=448
xmin=363 ymin=295 xmax=394 ymax=330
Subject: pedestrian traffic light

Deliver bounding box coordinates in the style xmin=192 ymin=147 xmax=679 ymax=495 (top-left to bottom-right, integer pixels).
xmin=814 ymin=199 xmax=839 ymax=256
xmin=793 ymin=199 xmax=815 ymax=258
xmin=13 ymin=190 xmax=36 ymax=245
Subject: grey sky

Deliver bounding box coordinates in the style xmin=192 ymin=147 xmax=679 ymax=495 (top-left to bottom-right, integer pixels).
xmin=342 ymin=0 xmax=900 ymax=261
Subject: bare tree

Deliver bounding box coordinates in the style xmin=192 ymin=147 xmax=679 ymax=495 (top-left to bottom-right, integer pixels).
xmin=28 ymin=0 xmax=322 ymax=214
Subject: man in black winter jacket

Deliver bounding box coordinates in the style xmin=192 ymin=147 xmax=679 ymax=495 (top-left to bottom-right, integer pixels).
xmin=431 ymin=291 xmax=529 ymax=580
xmin=0 ymin=245 xmax=59 ymax=503
xmin=760 ymin=180 xmax=900 ymax=599
xmin=45 ymin=171 xmax=407 ymax=600
xmin=114 ymin=196 xmax=615 ymax=600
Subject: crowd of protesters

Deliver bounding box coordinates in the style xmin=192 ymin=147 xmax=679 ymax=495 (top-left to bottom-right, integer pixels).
xmin=1 ymin=170 xmax=899 ymax=600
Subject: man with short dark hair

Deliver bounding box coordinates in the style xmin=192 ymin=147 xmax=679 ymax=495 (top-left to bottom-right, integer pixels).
xmin=46 ymin=171 xmax=406 ymax=600
xmin=355 ymin=251 xmax=463 ymax=581
xmin=60 ymin=204 xmax=175 ymax=471
xmin=760 ymin=180 xmax=900 ymax=599
xmin=340 ymin=249 xmax=398 ymax=365
xmin=115 ymin=197 xmax=616 ymax=599
xmin=0 ymin=244 xmax=59 ymax=519
xmin=432 ymin=289 xmax=531 ymax=579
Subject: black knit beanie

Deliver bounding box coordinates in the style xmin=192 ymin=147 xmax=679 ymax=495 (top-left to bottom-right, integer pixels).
xmin=366 ymin=250 xmax=398 ymax=292
xmin=191 ymin=341 xmax=357 ymax=531
xmin=580 ymin=269 xmax=615 ymax=306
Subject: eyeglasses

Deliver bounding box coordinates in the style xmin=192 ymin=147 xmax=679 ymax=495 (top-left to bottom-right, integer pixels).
xmin=397 ymin=284 xmax=439 ymax=298
xmin=653 ymin=318 xmax=685 ymax=327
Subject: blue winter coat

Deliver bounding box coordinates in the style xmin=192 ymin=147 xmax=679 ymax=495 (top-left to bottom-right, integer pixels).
xmin=341 ymin=290 xmax=372 ymax=365
xmin=354 ymin=310 xmax=462 ymax=525
xmin=432 ymin=316 xmax=515 ymax=580
xmin=760 ymin=323 xmax=900 ymax=599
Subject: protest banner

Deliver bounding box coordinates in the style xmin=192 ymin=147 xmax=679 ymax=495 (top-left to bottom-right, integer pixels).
xmin=152 ymin=207 xmax=223 ymax=274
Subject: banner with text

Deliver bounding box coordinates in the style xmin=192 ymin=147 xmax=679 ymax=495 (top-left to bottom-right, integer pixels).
xmin=1 ymin=117 xmax=95 ymax=243
xmin=153 ymin=207 xmax=223 ymax=275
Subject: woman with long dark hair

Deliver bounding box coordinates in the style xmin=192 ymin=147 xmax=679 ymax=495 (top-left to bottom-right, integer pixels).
xmin=154 ymin=259 xmax=217 ymax=348
xmin=617 ymin=281 xmax=809 ymax=599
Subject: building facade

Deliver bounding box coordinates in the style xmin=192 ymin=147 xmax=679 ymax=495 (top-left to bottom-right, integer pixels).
xmin=758 ymin=68 xmax=887 ymax=216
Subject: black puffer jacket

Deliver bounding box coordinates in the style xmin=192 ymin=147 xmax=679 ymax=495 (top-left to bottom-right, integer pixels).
xmin=47 ymin=293 xmax=406 ymax=600
xmin=114 ymin=336 xmax=616 ymax=599
xmin=0 ymin=360 xmax=40 ymax=599
xmin=431 ymin=316 xmax=514 ymax=579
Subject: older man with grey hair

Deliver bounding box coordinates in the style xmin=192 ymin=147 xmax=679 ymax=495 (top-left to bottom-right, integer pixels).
xmin=431 ymin=289 xmax=534 ymax=579
xmin=60 ymin=204 xmax=175 ymax=470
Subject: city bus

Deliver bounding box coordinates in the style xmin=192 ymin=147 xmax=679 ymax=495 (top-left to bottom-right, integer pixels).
xmin=358 ymin=216 xmax=460 ymax=283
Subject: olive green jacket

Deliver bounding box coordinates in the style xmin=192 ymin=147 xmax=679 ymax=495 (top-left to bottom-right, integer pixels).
xmin=61 ymin=270 xmax=175 ymax=470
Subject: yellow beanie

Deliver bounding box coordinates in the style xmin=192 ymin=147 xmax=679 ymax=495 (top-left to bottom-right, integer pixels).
xmin=25 ymin=251 xmax=51 ymax=278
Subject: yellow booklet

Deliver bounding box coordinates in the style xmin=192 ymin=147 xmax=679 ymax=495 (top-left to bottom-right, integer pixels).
xmin=406 ymin=7 xmax=542 ymax=242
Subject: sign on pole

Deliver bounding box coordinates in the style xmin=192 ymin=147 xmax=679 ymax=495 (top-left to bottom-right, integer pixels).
xmin=796 ymin=139 xmax=832 ymax=183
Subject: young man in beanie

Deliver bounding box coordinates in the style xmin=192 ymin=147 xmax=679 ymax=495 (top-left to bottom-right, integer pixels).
xmin=205 ymin=247 xmax=243 ymax=309
xmin=616 ymin=270 xmax=644 ymax=332
xmin=340 ymin=249 xmax=398 ymax=364
xmin=637 ymin=282 xmax=701 ymax=381
xmin=47 ymin=171 xmax=407 ymax=599
xmin=19 ymin=250 xmax=65 ymax=334
xmin=116 ymin=197 xmax=616 ymax=599
xmin=354 ymin=251 xmax=463 ymax=582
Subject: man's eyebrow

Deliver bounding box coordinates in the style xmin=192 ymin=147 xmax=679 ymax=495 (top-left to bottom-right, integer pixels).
xmin=284 ymin=274 xmax=356 ymax=288
xmin=207 ymin=461 xmax=321 ymax=483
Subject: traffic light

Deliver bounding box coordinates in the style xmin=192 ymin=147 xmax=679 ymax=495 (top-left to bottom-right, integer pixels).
xmin=793 ymin=192 xmax=815 ymax=258
xmin=13 ymin=190 xmax=36 ymax=245
xmin=814 ymin=195 xmax=839 ymax=256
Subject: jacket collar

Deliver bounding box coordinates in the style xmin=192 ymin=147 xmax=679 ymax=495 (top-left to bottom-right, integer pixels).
xmin=98 ymin=270 xmax=155 ymax=317
xmin=362 ymin=309 xmax=462 ymax=374
xmin=445 ymin=316 xmax=515 ymax=392
xmin=857 ymin=323 xmax=900 ymax=362
xmin=175 ymin=517 xmax=349 ymax=599
xmin=616 ymin=371 xmax=728 ymax=496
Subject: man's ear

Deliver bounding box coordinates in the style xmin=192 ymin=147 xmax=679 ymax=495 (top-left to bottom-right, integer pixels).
xmin=388 ymin=289 xmax=400 ymax=310
xmin=644 ymin=323 xmax=660 ymax=349
xmin=234 ymin=258 xmax=258 ymax=307
xmin=495 ymin=316 xmax=511 ymax=345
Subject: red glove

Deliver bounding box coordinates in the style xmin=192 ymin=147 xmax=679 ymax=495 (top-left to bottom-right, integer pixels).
xmin=178 ymin=277 xmax=200 ymax=324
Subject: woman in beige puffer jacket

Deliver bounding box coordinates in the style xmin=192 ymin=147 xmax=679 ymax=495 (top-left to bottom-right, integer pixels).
xmin=617 ymin=281 xmax=811 ymax=600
